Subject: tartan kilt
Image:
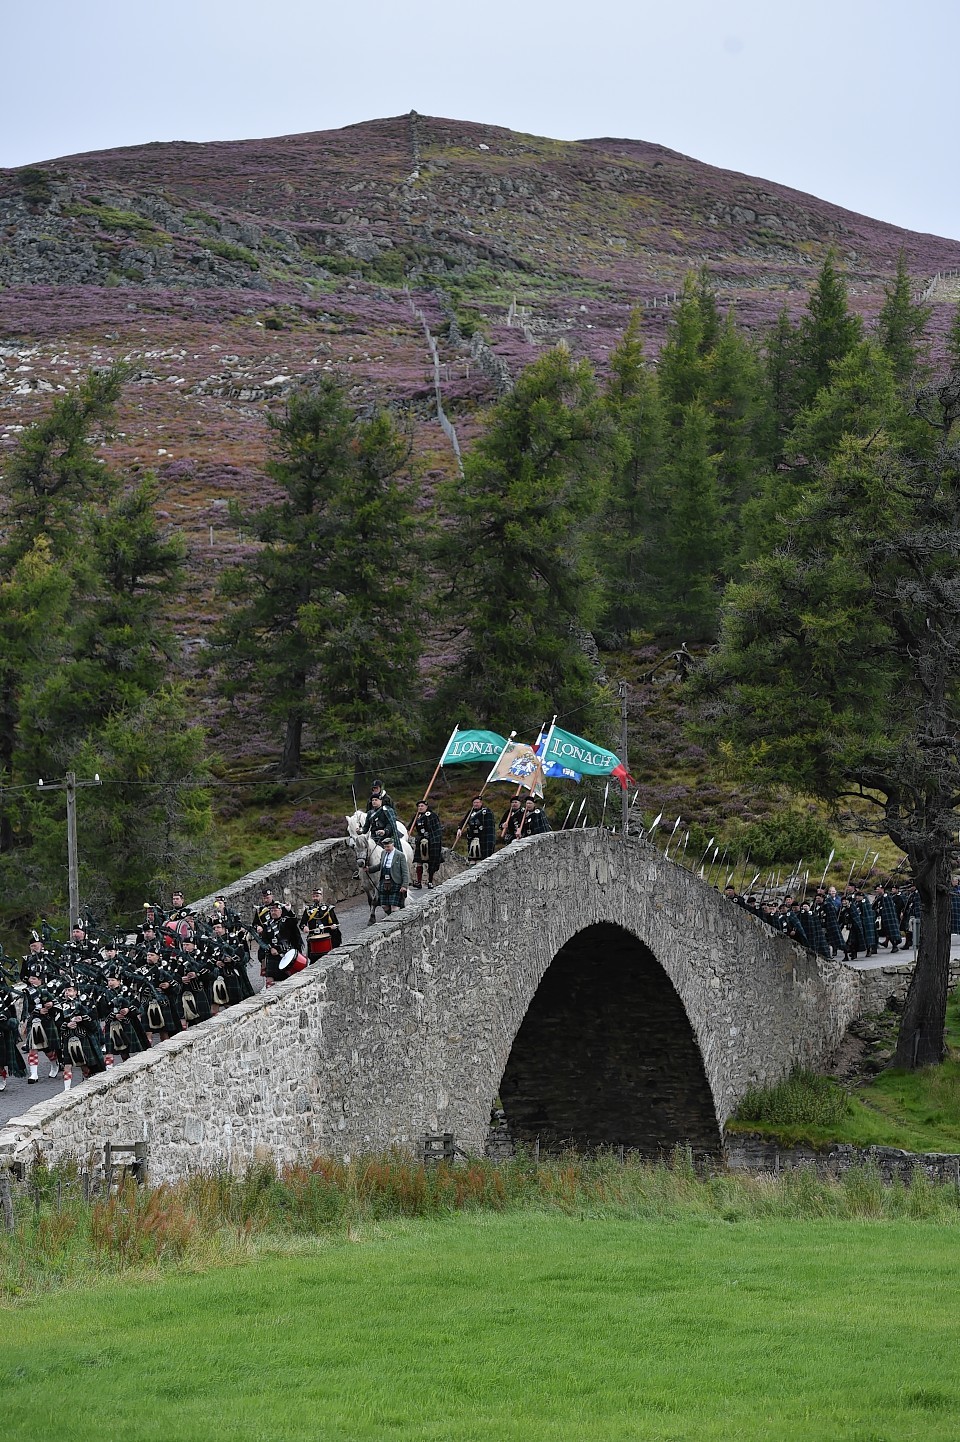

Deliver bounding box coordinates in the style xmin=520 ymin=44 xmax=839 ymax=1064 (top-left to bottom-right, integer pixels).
xmin=145 ymin=992 xmax=179 ymax=1034
xmin=181 ymin=984 xmax=212 ymax=1026
xmin=859 ymin=900 xmax=878 ymax=947
xmin=879 ymin=895 xmax=902 ymax=940
xmin=64 ymin=1026 xmax=105 ymax=1072
xmin=823 ymin=908 xmax=845 ymax=951
xmin=378 ymin=875 xmax=405 ymax=908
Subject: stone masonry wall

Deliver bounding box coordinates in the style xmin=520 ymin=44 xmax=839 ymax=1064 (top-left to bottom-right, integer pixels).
xmin=0 ymin=832 xmax=904 ymax=1180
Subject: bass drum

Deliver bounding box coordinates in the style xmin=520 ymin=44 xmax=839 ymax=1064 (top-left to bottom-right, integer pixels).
xmin=278 ymin=948 xmax=308 ymax=974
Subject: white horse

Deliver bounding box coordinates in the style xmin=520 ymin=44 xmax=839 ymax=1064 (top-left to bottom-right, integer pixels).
xmin=346 ymin=809 xmax=415 ymax=925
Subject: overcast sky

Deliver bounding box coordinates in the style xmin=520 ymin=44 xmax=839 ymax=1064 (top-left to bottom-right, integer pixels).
xmin=5 ymin=0 xmax=958 ymax=240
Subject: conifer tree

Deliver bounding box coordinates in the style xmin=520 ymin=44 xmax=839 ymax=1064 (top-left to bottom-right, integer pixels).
xmin=762 ymin=306 xmax=802 ymax=463
xmin=654 ymin=400 xmax=725 ymax=639
xmin=214 ymin=377 xmax=422 ymax=780
xmin=598 ymin=313 xmax=665 ymax=638
xmin=438 ymin=346 xmax=614 ymax=734
xmin=702 ymin=312 xmax=767 ymax=520
xmin=876 ymin=250 xmax=930 ymax=385
xmin=657 ymin=273 xmax=709 ymax=422
xmin=946 ymin=301 xmax=960 ymax=371
xmin=696 ymin=387 xmax=960 ymax=1068
xmin=795 ymin=251 xmax=863 ymax=407
xmin=0 ymin=372 xmax=212 ymax=926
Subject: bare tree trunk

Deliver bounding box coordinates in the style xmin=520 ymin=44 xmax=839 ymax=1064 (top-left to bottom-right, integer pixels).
xmin=280 ymin=713 xmax=303 ymax=780
xmin=893 ymin=850 xmax=953 ymax=1068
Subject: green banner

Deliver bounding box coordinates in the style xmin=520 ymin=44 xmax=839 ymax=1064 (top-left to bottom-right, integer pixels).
xmin=542 ymin=725 xmax=623 ymax=776
xmin=440 ymin=729 xmax=510 ymax=766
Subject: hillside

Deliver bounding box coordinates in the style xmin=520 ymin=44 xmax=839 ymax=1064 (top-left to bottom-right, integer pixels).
xmin=1 ymin=111 xmax=959 ymax=831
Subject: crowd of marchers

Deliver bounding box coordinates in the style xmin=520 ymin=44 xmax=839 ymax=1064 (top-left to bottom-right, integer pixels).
xmin=720 ymin=878 xmax=949 ymax=959
xmin=359 ymin=782 xmax=551 ymax=917
xmin=0 ymin=885 xmax=342 ymax=1093
xmin=0 ymin=782 xmax=557 ymax=1094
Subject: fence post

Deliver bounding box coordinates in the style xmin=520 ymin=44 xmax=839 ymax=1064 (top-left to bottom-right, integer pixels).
xmin=0 ymin=1172 xmax=14 ymax=1232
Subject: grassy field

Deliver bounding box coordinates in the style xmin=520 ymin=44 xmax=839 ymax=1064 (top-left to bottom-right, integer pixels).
xmin=2 ymin=1209 xmax=959 ymax=1441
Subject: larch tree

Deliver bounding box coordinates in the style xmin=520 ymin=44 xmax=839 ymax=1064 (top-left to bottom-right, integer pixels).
xmin=437 ymin=345 xmax=615 ymax=736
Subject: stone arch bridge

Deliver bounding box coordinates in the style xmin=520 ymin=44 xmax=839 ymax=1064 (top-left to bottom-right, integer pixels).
xmin=0 ymin=831 xmax=899 ymax=1180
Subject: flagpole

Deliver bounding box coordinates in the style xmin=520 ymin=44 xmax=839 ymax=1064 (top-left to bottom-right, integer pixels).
xmin=411 ymin=724 xmax=459 ymax=829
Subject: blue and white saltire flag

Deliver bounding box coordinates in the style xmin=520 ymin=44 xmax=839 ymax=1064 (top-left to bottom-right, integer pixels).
xmin=534 ymin=726 xmax=581 ymax=783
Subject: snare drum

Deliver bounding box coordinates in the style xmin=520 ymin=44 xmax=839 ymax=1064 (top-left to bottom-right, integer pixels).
xmin=307 ymin=930 xmax=332 ymax=961
xmin=278 ymin=948 xmax=308 ymax=974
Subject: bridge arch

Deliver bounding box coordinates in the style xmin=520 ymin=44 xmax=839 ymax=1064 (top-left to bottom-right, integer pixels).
xmin=497 ymin=921 xmax=721 ymax=1155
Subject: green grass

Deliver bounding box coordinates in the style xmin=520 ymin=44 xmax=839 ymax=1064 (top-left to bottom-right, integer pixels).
xmin=730 ymin=995 xmax=960 ymax=1154
xmin=2 ymin=1210 xmax=960 ymax=1440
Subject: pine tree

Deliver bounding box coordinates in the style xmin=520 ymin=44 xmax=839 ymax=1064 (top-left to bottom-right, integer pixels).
xmin=702 ymin=312 xmax=767 ymax=521
xmin=695 ymin=376 xmax=960 ymax=1069
xmin=4 ymin=366 xmax=125 ymax=555
xmin=876 ymin=250 xmax=931 ymax=385
xmin=760 ymin=307 xmax=801 ymax=466
xmin=657 ymin=273 xmax=709 ymax=422
xmin=654 ymin=400 xmax=725 ymax=639
xmin=213 ymin=377 xmax=422 ymax=780
xmin=0 ymin=372 xmax=213 ymax=930
xmin=946 ymin=301 xmax=960 ymax=371
xmin=795 ymin=252 xmax=863 ymax=408
xmin=598 ymin=313 xmax=665 ymax=638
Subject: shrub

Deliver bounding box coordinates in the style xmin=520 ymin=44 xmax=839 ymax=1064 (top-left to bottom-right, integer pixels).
xmin=734 ymin=1069 xmax=852 ymax=1130
xmin=734 ymin=808 xmax=833 ymax=866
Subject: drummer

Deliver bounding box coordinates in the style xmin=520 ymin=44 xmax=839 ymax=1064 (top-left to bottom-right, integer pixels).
xmin=261 ymin=900 xmax=305 ymax=986
xmin=299 ymin=886 xmax=342 ymax=961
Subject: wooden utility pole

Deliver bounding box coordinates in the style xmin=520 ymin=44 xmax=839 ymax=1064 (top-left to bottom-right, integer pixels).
xmin=618 ymin=681 xmax=629 ymax=838
xmin=37 ymin=770 xmax=101 ymax=923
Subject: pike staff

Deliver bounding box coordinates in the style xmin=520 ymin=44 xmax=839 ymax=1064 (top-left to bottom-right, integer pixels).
xmin=817 ymin=849 xmax=836 ymax=893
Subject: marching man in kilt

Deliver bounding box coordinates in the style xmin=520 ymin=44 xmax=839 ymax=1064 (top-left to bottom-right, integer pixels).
xmin=461 ymin=796 xmax=496 ymax=862
xmin=411 ymin=800 xmax=443 ymax=889
xmin=518 ymin=796 xmax=551 ymax=837
xmin=875 ymin=885 xmax=903 ymax=953
xmin=0 ymin=977 xmax=26 ymax=1090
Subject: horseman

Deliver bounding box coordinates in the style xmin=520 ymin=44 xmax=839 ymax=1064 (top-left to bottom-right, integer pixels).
xmin=362 ymin=795 xmax=400 ymax=848
xmin=368 ymin=778 xmax=395 ymax=814
xmin=411 ymin=800 xmax=443 ymax=889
